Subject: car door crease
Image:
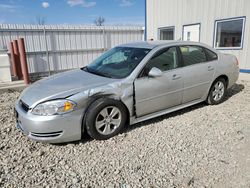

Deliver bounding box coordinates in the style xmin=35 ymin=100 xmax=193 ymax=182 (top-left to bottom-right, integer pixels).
xmin=137 ymin=87 xmax=184 ymax=103
xmin=183 ymin=81 xmax=210 ymax=91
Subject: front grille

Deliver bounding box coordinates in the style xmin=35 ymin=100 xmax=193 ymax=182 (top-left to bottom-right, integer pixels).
xmin=20 ymin=100 xmax=29 ymax=112
xmin=30 ymin=131 xmax=63 ymax=138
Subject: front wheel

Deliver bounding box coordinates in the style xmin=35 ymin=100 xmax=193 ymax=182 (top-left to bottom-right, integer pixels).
xmin=85 ymin=98 xmax=127 ymax=140
xmin=206 ymin=78 xmax=226 ymax=105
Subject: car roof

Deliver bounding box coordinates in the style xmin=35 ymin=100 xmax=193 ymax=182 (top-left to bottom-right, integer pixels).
xmin=119 ymin=40 xmax=213 ymax=50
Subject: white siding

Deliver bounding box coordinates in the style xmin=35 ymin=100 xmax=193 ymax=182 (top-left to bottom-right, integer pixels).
xmin=146 ymin=0 xmax=250 ymax=70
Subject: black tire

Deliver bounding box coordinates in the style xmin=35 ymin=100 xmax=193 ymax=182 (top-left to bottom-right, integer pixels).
xmin=85 ymin=98 xmax=127 ymax=140
xmin=206 ymin=78 xmax=227 ymax=105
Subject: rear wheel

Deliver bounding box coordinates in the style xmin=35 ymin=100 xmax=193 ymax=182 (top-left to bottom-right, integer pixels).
xmin=206 ymin=78 xmax=226 ymax=105
xmin=85 ymin=98 xmax=127 ymax=140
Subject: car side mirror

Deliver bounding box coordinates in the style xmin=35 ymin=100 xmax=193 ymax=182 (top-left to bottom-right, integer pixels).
xmin=148 ymin=67 xmax=163 ymax=77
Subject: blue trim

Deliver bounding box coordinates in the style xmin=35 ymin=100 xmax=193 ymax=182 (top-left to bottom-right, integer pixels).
xmin=213 ymin=16 xmax=246 ymax=50
xmin=144 ymin=0 xmax=147 ymax=41
xmin=182 ymin=23 xmax=201 ymax=42
xmin=157 ymin=26 xmax=175 ymax=40
xmin=240 ymin=69 xmax=250 ymax=73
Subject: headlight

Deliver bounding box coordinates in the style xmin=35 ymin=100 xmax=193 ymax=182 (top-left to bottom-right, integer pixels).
xmin=31 ymin=99 xmax=76 ymax=116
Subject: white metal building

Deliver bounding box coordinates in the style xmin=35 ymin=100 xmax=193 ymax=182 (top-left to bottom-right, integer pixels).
xmin=145 ymin=0 xmax=250 ymax=73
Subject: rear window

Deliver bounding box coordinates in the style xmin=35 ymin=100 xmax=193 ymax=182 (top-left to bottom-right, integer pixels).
xmin=204 ymin=48 xmax=218 ymax=61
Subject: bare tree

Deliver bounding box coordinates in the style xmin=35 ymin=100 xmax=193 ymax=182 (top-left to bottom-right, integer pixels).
xmin=36 ymin=15 xmax=46 ymax=25
xmin=94 ymin=16 xmax=105 ymax=26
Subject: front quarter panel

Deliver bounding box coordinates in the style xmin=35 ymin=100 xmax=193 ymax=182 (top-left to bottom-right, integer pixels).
xmin=81 ymin=80 xmax=134 ymax=118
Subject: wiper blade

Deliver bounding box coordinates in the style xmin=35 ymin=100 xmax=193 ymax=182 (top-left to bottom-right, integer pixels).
xmin=84 ymin=67 xmax=113 ymax=78
xmin=94 ymin=71 xmax=113 ymax=78
xmin=81 ymin=66 xmax=88 ymax=72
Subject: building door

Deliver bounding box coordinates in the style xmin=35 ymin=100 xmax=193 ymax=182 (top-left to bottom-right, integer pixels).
xmin=183 ymin=24 xmax=200 ymax=42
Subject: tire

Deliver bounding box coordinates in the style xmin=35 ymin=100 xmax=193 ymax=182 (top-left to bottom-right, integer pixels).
xmin=85 ymin=98 xmax=127 ymax=140
xmin=206 ymin=78 xmax=227 ymax=105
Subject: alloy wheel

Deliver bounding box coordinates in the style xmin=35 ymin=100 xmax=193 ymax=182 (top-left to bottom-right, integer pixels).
xmin=95 ymin=106 xmax=122 ymax=135
xmin=212 ymin=81 xmax=225 ymax=101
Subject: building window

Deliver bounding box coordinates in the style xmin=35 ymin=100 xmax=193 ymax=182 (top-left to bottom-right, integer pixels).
xmin=158 ymin=27 xmax=174 ymax=40
xmin=214 ymin=17 xmax=245 ymax=49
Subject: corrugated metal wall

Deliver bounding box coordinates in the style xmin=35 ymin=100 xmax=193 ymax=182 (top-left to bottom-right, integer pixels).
xmin=0 ymin=24 xmax=144 ymax=74
xmin=146 ymin=0 xmax=250 ymax=70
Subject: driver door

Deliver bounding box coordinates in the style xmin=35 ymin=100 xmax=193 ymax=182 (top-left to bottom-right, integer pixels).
xmin=134 ymin=47 xmax=183 ymax=117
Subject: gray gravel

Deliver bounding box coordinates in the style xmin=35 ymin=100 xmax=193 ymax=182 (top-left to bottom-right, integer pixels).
xmin=0 ymin=80 xmax=250 ymax=188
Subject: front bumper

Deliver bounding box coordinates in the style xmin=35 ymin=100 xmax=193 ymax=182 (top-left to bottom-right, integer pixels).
xmin=15 ymin=100 xmax=84 ymax=143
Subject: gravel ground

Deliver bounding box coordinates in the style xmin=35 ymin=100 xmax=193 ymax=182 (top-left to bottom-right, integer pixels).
xmin=0 ymin=80 xmax=250 ymax=188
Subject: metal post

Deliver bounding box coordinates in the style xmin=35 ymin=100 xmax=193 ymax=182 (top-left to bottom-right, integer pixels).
xmin=13 ymin=40 xmax=23 ymax=79
xmin=102 ymin=26 xmax=106 ymax=52
xmin=9 ymin=42 xmax=18 ymax=77
xmin=43 ymin=26 xmax=51 ymax=76
xmin=17 ymin=38 xmax=30 ymax=85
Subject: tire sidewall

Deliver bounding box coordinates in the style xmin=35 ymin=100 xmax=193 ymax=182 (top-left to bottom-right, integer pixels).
xmin=85 ymin=98 xmax=127 ymax=140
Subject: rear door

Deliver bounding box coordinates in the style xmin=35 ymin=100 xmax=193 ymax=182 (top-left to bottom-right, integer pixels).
xmin=179 ymin=45 xmax=216 ymax=103
xmin=134 ymin=47 xmax=183 ymax=117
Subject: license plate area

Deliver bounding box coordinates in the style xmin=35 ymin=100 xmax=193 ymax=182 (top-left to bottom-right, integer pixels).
xmin=14 ymin=109 xmax=29 ymax=135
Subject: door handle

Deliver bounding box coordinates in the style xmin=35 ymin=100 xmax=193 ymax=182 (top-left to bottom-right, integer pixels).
xmin=208 ymin=66 xmax=214 ymax=71
xmin=172 ymin=74 xmax=181 ymax=80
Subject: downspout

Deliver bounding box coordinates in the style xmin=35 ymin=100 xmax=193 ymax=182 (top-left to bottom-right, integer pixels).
xmin=144 ymin=0 xmax=147 ymax=41
xmin=44 ymin=26 xmax=51 ymax=76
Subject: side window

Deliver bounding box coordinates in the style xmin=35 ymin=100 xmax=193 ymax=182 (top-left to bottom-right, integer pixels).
xmin=180 ymin=46 xmax=206 ymax=66
xmin=144 ymin=47 xmax=179 ymax=75
xmin=204 ymin=48 xmax=218 ymax=61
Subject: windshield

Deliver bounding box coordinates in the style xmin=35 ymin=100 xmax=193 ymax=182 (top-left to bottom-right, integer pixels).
xmin=84 ymin=47 xmax=151 ymax=79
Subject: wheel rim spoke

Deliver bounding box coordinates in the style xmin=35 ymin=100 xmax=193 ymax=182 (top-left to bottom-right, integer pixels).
xmin=96 ymin=120 xmax=105 ymax=129
xmin=214 ymin=94 xmax=218 ymax=100
xmin=110 ymin=108 xmax=119 ymax=118
xmin=218 ymin=82 xmax=223 ymax=89
xmin=103 ymin=124 xmax=111 ymax=135
xmin=111 ymin=118 xmax=121 ymax=126
xmin=99 ymin=108 xmax=108 ymax=118
xmin=212 ymin=90 xmax=217 ymax=97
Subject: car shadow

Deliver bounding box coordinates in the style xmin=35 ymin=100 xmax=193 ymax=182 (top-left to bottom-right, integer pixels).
xmin=53 ymin=83 xmax=245 ymax=146
xmin=224 ymin=83 xmax=244 ymax=101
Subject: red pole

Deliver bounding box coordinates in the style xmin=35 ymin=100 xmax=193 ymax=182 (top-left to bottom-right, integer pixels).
xmin=17 ymin=38 xmax=30 ymax=85
xmin=13 ymin=40 xmax=23 ymax=79
xmin=9 ymin=42 xmax=18 ymax=77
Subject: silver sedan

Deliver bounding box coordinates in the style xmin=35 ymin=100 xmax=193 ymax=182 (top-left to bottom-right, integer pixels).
xmin=15 ymin=41 xmax=239 ymax=143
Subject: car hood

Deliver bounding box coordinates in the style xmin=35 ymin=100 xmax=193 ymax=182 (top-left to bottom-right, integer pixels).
xmin=20 ymin=69 xmax=117 ymax=107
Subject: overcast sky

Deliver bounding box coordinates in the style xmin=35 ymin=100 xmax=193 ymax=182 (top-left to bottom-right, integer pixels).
xmin=0 ymin=0 xmax=145 ymax=25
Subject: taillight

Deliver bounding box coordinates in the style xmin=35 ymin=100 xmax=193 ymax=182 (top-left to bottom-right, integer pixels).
xmin=236 ymin=58 xmax=239 ymax=66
